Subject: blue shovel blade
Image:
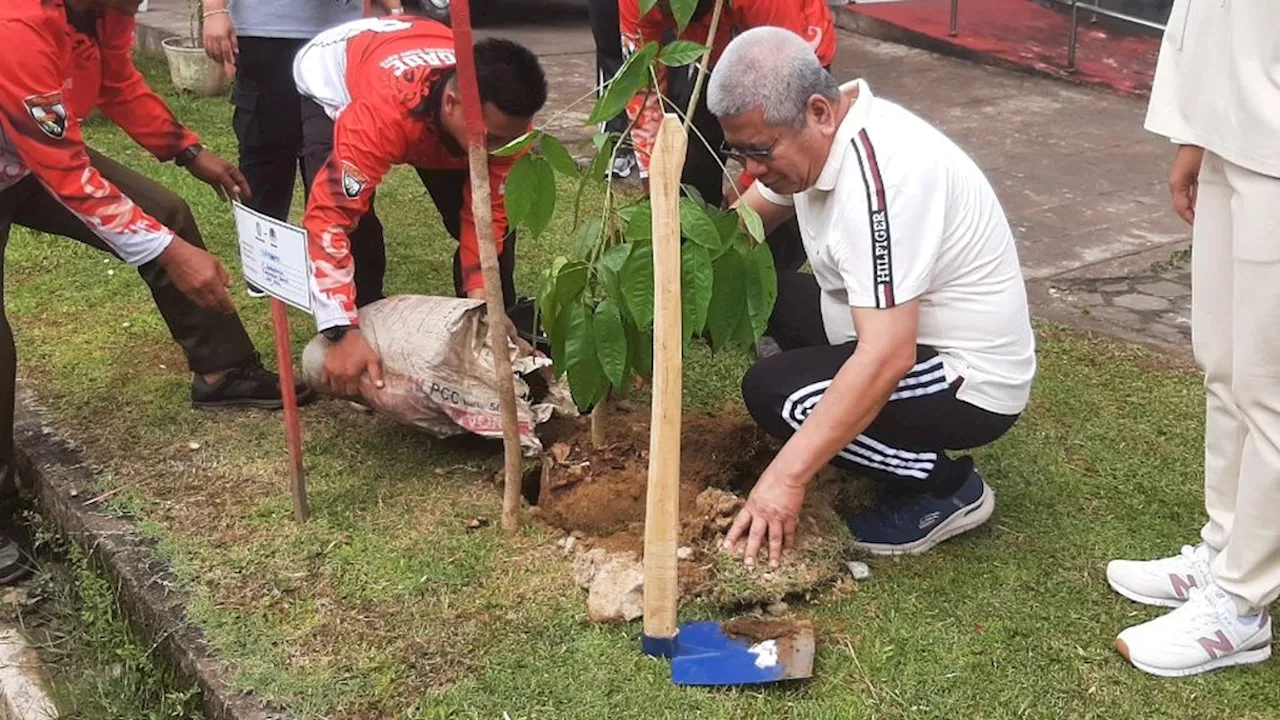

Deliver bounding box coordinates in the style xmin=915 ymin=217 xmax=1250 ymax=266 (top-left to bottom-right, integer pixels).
xmin=667 ymin=620 xmax=815 ymax=686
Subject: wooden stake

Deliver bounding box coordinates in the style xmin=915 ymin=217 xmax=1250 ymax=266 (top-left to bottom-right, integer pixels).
xmin=271 ymin=299 xmax=308 ymax=522
xmin=452 ymin=1 xmax=525 ymax=534
xmin=642 ymin=115 xmax=688 ymax=645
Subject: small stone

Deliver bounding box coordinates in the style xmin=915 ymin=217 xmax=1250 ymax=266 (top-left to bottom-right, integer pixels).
xmin=106 ymin=269 xmax=115 ymax=276
xmin=527 ymin=506 xmax=543 ymax=517
xmin=1089 ymin=305 xmax=1143 ymax=329
xmin=676 ymin=546 xmax=694 ymax=561
xmin=69 ymin=489 xmax=79 ymax=498
xmin=1112 ymin=293 xmax=1169 ymax=312
xmin=846 ymin=561 xmax=872 ymax=580
xmin=121 ymin=322 xmax=131 ymax=329
xmin=187 ymin=442 xmax=201 ymax=451
xmin=573 ymin=548 xmax=608 ymax=588
xmin=466 ymin=517 xmax=489 ymax=531
xmin=571 ymin=530 xmax=584 ymax=540
xmin=563 ymin=536 xmax=577 ymax=554
xmin=1135 ymin=280 xmax=1190 ymax=299
xmin=766 ymin=601 xmax=789 ymax=616
xmin=586 ymin=552 xmax=644 ymax=623
xmin=159 ymin=364 xmax=167 ymax=370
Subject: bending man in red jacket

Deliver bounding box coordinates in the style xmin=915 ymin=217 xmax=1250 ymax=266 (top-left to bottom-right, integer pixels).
xmin=294 ymin=17 xmax=547 ymax=397
xmin=0 ymin=0 xmax=313 ymax=477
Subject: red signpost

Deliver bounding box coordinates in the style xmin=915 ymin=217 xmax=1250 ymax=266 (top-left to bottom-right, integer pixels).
xmin=271 ymin=298 xmax=309 ymax=522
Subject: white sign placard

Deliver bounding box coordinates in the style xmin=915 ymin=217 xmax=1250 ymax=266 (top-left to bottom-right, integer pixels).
xmin=233 ymin=202 xmax=313 ymax=313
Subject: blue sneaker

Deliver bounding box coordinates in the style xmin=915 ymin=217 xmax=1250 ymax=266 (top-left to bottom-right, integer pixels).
xmin=846 ymin=467 xmax=995 ymax=556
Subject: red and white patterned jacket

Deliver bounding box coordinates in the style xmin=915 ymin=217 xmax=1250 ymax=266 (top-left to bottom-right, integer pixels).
xmin=294 ymin=17 xmax=516 ymax=332
xmin=0 ymin=0 xmax=201 ymax=266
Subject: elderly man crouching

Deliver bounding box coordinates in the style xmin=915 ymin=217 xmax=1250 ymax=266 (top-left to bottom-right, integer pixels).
xmin=710 ymin=28 xmax=1036 ymax=568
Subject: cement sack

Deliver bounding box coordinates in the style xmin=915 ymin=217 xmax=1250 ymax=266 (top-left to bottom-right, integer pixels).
xmin=301 ymin=295 xmax=576 ymax=455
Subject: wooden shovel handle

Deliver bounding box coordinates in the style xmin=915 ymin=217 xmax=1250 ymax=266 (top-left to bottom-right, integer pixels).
xmin=643 ymin=114 xmax=688 ymax=645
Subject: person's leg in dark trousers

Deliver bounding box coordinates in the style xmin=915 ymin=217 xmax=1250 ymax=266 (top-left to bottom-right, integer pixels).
xmin=588 ymin=0 xmax=628 ymax=137
xmin=0 ymin=190 xmax=34 ymax=582
xmin=9 ymin=153 xmax=258 ymax=376
xmin=741 ymin=271 xmax=1020 ymax=554
xmin=232 ymin=36 xmax=307 ymax=223
xmin=415 ymin=168 xmax=518 ymax=308
xmin=300 ymin=99 xmax=388 ymax=308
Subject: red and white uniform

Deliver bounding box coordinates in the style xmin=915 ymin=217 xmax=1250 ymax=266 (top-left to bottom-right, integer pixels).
xmin=295 ymin=17 xmax=515 ymax=332
xmin=0 ymin=0 xmax=200 ymax=266
xmin=619 ymin=0 xmax=836 ymax=178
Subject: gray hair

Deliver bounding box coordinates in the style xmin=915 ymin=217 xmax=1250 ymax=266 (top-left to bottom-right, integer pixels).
xmin=707 ymin=26 xmax=841 ymax=127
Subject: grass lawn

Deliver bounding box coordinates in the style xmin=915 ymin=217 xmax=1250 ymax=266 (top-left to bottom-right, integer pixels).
xmin=8 ymin=59 xmax=1278 ymax=719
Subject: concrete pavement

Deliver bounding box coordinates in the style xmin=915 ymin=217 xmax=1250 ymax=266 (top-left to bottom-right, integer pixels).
xmin=132 ymin=0 xmax=1190 ymax=356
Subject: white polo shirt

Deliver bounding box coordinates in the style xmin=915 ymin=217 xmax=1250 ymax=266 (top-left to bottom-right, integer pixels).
xmin=756 ymin=80 xmax=1036 ymax=416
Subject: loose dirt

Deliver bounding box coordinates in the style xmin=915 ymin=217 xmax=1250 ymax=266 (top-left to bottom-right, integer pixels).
xmin=532 ymin=408 xmax=852 ymax=607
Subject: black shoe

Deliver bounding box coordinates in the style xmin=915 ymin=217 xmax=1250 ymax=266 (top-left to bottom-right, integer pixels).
xmin=192 ymin=363 xmax=316 ymax=410
xmin=0 ymin=536 xmax=33 ymax=585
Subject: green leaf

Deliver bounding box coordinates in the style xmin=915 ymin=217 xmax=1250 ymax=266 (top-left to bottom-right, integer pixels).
xmin=539 ymin=134 xmax=579 ymax=177
xmin=639 ymin=0 xmax=659 ymax=14
xmin=524 ymin=156 xmax=558 ymax=239
xmin=736 ymin=202 xmax=766 ymax=244
xmin=503 ymin=154 xmax=539 ymax=229
xmin=571 ymin=218 xmax=602 ymax=262
xmin=731 ymin=306 xmax=757 ymax=351
xmin=599 ymin=242 xmax=632 ymax=306
xmin=592 ymin=132 xmax=616 ymax=152
xmin=680 ymin=243 xmax=713 ymax=341
xmin=743 ymin=241 xmax=778 ymax=340
xmin=669 ymin=0 xmax=698 ymax=33
xmin=620 ymin=241 xmax=655 ymax=330
xmin=595 ymin=298 xmax=629 ymax=389
xmin=588 ymin=42 xmax=660 ymax=126
xmin=659 ymin=40 xmax=709 ymax=67
xmin=565 ymin=303 xmax=607 ymax=408
xmin=617 ymin=200 xmax=652 ymax=242
xmin=492 ymin=130 xmax=538 ymax=157
xmin=681 ymin=184 xmax=706 ymax=206
xmin=551 ymin=301 xmax=573 ymax=377
xmin=680 ymin=196 xmax=721 ymax=251
xmin=705 ymin=248 xmax=746 ymax=352
xmin=584 ymin=135 xmax=616 ymax=188
xmin=712 ymin=208 xmax=740 ymax=245
xmin=625 ymin=317 xmax=653 ymax=379
xmin=555 ymin=261 xmax=589 ymax=306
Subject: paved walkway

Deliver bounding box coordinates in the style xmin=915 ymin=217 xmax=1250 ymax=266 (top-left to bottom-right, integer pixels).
xmin=134 ymin=0 xmax=1193 ymax=359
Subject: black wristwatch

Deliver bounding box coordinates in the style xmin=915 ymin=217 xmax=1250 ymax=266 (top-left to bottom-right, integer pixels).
xmin=321 ymin=325 xmax=354 ymax=343
xmin=175 ymin=143 xmax=204 ymax=168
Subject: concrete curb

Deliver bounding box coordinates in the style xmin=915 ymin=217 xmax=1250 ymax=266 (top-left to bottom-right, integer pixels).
xmin=0 ymin=628 xmax=56 ymax=720
xmin=134 ymin=12 xmax=181 ymax=59
xmin=12 ymin=392 xmax=291 ymax=720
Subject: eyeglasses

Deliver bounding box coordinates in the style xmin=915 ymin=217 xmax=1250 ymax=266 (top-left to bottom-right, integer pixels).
xmin=720 ymin=138 xmax=778 ymax=162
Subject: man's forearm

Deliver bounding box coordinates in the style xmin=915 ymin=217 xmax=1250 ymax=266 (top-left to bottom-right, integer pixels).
xmin=767 ymin=348 xmax=911 ymax=485
xmin=201 ymin=0 xmax=227 ymax=11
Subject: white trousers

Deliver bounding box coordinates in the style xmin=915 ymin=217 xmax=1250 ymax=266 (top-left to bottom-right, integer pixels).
xmin=1192 ymin=152 xmax=1280 ymax=611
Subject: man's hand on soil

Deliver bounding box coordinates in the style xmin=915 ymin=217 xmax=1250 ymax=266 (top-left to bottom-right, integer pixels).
xmin=320 ymin=330 xmax=385 ymax=399
xmin=723 ymin=470 xmax=807 ymax=569
xmin=157 ymin=239 xmax=235 ymax=313
xmin=186 ymin=149 xmax=251 ymax=202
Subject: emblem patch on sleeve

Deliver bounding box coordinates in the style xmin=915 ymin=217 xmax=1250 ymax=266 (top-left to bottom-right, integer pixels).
xmin=340 ymin=161 xmax=369 ymax=199
xmin=23 ymin=92 xmax=68 ymax=140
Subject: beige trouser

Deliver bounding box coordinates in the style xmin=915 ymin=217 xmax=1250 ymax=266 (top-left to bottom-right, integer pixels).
xmin=1193 ymin=151 xmax=1280 ymax=611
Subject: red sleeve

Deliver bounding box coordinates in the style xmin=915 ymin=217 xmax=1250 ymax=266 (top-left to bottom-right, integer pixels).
xmin=97 ymin=12 xmax=200 ymax=161
xmin=457 ymin=153 xmax=513 ymax=295
xmin=303 ymin=99 xmax=404 ymax=331
xmin=0 ymin=19 xmax=174 ymax=266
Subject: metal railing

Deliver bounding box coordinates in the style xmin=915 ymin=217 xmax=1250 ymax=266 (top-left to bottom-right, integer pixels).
xmin=947 ymin=0 xmax=1167 ymax=71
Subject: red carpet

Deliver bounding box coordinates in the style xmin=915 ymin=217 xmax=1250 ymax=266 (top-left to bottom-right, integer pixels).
xmin=840 ymin=0 xmax=1161 ymax=96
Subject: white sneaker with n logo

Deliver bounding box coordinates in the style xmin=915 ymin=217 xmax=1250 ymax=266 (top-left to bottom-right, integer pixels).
xmin=1106 ymin=543 xmax=1213 ymax=608
xmin=1116 ymin=584 xmax=1272 ymax=677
